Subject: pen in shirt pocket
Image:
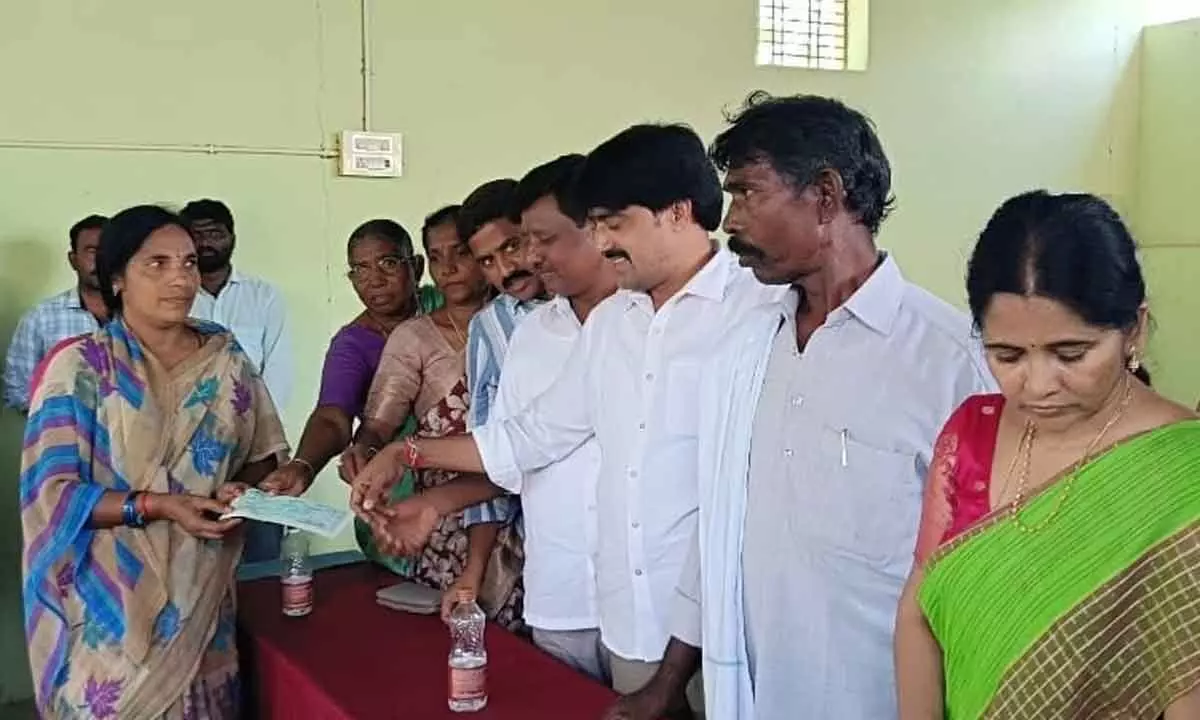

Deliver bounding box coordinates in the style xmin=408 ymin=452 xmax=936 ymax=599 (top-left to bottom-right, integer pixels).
xmin=840 ymin=428 xmax=849 ymax=468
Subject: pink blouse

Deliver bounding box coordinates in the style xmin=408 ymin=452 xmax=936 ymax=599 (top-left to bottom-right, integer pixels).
xmin=913 ymin=393 xmax=1005 ymax=564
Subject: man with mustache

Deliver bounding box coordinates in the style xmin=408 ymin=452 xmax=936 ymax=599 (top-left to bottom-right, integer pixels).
xmin=458 ymin=178 xmax=548 ymax=432
xmin=606 ymin=93 xmax=995 ymax=720
xmin=4 ymin=214 xmax=109 ymax=413
xmin=443 ymin=179 xmax=549 ymax=608
xmin=351 ymin=124 xmax=783 ymax=717
xmin=463 ymin=153 xmax=617 ymax=680
xmin=181 ymin=198 xmax=293 ymax=564
xmin=181 ymin=199 xmax=293 ymax=414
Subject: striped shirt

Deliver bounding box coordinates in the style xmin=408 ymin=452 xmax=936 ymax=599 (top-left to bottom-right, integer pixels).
xmin=462 ymin=293 xmax=542 ymax=526
xmin=4 ymin=289 xmax=103 ymax=412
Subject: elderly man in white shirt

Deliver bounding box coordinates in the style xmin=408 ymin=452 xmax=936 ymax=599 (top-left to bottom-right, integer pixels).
xmin=606 ymin=94 xmax=996 ymax=720
xmin=349 ymin=123 xmax=782 ymax=716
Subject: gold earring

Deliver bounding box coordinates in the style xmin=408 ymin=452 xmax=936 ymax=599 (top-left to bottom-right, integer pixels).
xmin=1127 ymin=350 xmax=1141 ymax=372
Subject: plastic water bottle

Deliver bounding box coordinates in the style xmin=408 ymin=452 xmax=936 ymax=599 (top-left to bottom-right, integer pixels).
xmin=447 ymin=589 xmax=488 ymax=712
xmin=280 ymin=527 xmax=313 ymax=617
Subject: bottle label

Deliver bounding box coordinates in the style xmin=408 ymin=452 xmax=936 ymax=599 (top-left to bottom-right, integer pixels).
xmin=449 ymin=665 xmax=487 ymax=702
xmin=282 ymin=578 xmax=313 ymax=616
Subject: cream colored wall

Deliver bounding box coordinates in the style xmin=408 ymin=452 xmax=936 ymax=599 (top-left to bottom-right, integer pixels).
xmin=0 ymin=0 xmax=1144 ymax=701
xmin=1136 ymin=18 xmax=1200 ymax=405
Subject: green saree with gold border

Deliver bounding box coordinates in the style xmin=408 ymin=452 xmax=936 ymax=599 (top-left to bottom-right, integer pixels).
xmin=919 ymin=420 xmax=1200 ymax=719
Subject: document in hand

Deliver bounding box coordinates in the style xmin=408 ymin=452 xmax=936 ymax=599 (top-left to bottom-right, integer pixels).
xmin=221 ymin=488 xmax=352 ymax=538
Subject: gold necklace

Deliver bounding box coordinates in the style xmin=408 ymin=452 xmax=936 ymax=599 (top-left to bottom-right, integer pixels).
xmin=445 ymin=312 xmax=467 ymax=350
xmin=1007 ymin=377 xmax=1134 ymax=533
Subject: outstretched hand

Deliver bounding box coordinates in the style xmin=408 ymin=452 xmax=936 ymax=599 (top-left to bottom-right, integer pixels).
xmin=339 ymin=444 xmax=374 ymax=485
xmin=259 ymin=461 xmax=313 ymax=497
xmin=365 ymin=495 xmax=441 ymax=556
xmin=350 ymin=442 xmax=407 ymax=513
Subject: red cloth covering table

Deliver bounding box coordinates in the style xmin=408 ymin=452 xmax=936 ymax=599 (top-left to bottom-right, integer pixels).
xmin=237 ymin=562 xmax=617 ymax=719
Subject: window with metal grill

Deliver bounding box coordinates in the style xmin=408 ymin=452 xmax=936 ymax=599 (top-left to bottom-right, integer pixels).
xmin=757 ymin=0 xmax=866 ymax=71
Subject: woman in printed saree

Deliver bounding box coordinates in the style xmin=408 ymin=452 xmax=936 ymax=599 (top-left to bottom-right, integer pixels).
xmin=258 ymin=215 xmax=444 ymax=575
xmin=20 ymin=205 xmax=289 ymax=719
xmin=895 ymin=191 xmax=1200 ymax=719
xmin=347 ymin=209 xmax=524 ymax=630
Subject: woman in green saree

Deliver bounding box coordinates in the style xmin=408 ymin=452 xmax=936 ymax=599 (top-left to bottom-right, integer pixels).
xmin=895 ymin=191 xmax=1200 ymax=719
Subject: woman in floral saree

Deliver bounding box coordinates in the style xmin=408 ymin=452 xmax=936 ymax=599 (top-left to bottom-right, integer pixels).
xmin=895 ymin=191 xmax=1200 ymax=719
xmin=21 ymin=206 xmax=288 ymax=719
xmin=347 ymin=209 xmax=524 ymax=629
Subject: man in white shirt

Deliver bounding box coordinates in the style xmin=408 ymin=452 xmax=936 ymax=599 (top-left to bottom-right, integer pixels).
xmin=606 ymin=93 xmax=995 ymax=720
xmin=485 ymin=153 xmax=617 ymax=680
xmin=349 ymin=123 xmax=781 ymax=715
xmin=181 ymin=198 xmax=292 ymax=564
xmin=181 ymin=199 xmax=292 ymax=413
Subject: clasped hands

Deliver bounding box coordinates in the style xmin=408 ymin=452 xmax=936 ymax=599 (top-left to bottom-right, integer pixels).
xmin=339 ymin=440 xmax=439 ymax=556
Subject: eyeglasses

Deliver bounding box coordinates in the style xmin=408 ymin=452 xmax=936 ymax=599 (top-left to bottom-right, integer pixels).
xmin=347 ymin=255 xmax=414 ymax=281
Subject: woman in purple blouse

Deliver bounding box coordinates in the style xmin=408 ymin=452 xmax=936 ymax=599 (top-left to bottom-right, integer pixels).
xmin=260 ymin=213 xmax=444 ymax=573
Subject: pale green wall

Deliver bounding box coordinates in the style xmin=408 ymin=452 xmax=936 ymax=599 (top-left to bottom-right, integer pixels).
xmin=1137 ymin=18 xmax=1200 ymax=405
xmin=0 ymin=0 xmax=1145 ymax=702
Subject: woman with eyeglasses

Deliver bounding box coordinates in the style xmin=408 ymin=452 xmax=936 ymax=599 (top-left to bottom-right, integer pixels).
xmin=260 ymin=215 xmax=442 ymax=570
xmin=258 ymin=216 xmax=442 ymax=570
xmin=346 ymin=205 xmax=525 ymax=629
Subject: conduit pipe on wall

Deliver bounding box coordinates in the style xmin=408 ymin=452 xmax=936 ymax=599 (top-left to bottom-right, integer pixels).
xmin=360 ymin=0 xmax=373 ymax=131
xmin=0 ymin=139 xmax=338 ymax=159
xmin=3 ymin=2 xmax=374 ymax=160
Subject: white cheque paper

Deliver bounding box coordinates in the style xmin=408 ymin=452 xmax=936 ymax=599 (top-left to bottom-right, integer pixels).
xmin=222 ymin=488 xmax=352 ymax=538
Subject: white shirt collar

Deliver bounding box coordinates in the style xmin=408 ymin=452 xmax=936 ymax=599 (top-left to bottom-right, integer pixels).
xmin=623 ymin=247 xmax=737 ymax=310
xmin=838 ymin=253 xmax=904 ymax=335
xmin=779 ymin=252 xmax=905 ymax=336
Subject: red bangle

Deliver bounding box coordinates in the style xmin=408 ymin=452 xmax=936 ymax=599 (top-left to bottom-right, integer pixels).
xmin=402 ymin=437 xmax=424 ymax=469
xmin=136 ymin=492 xmax=151 ymax=521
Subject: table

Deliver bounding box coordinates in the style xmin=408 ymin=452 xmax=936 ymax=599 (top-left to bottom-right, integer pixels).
xmin=237 ymin=562 xmax=618 ymax=719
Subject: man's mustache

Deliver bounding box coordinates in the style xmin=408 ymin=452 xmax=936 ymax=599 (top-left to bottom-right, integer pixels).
xmin=727 ymin=235 xmax=765 ymax=260
xmin=603 ymin=248 xmax=631 ymax=262
xmin=501 ymin=270 xmax=533 ymax=290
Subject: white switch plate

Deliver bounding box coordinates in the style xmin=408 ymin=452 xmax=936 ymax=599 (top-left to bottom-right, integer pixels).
xmin=339 ymin=130 xmax=402 ymax=177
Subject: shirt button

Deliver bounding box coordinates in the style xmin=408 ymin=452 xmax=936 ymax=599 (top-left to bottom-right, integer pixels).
xmin=634 ymin=569 xmax=643 ymax=576
xmin=783 ymin=448 xmax=794 ymax=457
xmin=644 ymin=372 xmax=654 ymax=382
xmin=974 ymin=482 xmax=986 ymax=492
xmin=629 ymin=469 xmax=638 ymax=478
xmin=638 ymin=422 xmax=646 ymax=430
xmin=632 ymin=522 xmax=640 ymax=529
xmin=791 ymin=396 xmax=803 ymax=408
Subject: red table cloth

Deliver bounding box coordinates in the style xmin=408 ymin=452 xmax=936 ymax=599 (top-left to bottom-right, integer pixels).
xmin=237 ymin=562 xmax=617 ymax=719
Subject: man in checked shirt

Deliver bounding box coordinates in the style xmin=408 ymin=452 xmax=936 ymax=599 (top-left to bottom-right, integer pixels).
xmin=4 ymin=214 xmax=110 ymax=413
xmin=446 ymin=179 xmax=547 ymax=617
